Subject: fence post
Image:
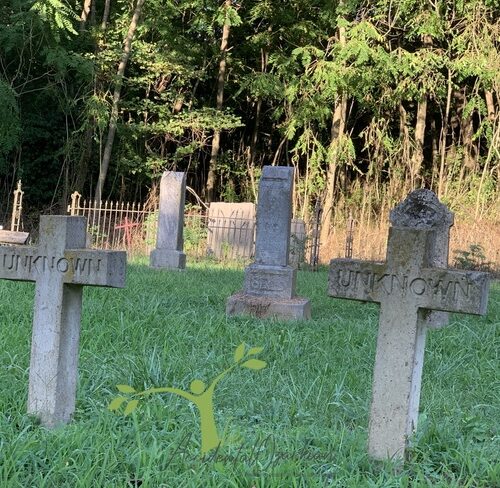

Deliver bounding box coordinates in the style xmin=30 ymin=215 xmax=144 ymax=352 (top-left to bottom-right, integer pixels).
xmin=309 ymin=201 xmax=322 ymax=270
xmin=69 ymin=191 xmax=81 ymax=215
xmin=10 ymin=180 xmax=24 ymax=232
xmin=345 ymin=213 xmax=355 ymax=258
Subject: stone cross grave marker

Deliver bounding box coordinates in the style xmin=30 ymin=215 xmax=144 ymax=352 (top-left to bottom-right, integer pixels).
xmin=328 ymin=189 xmax=490 ymax=460
xmin=150 ymin=171 xmax=186 ymax=269
xmin=226 ymin=166 xmax=311 ymax=320
xmin=0 ymin=215 xmax=126 ymax=427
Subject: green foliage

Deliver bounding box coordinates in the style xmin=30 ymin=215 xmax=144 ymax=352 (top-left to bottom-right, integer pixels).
xmin=453 ymin=244 xmax=495 ymax=273
xmin=216 ymin=4 xmax=242 ymax=27
xmin=0 ymin=0 xmax=498 ymax=223
xmin=143 ymin=211 xmax=158 ymax=248
xmin=184 ymin=208 xmax=208 ymax=254
xmin=146 ymin=109 xmax=244 ymax=137
xmin=0 ymin=80 xmax=20 ymax=171
xmin=30 ymin=0 xmax=78 ymax=40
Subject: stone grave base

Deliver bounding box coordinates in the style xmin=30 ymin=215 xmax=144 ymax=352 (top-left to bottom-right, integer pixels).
xmin=244 ymin=264 xmax=295 ymax=299
xmin=226 ymin=292 xmax=311 ymax=320
xmin=150 ymin=249 xmax=186 ymax=270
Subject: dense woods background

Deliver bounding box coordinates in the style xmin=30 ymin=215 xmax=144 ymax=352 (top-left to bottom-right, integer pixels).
xmin=1 ymin=0 xmax=499 ymax=247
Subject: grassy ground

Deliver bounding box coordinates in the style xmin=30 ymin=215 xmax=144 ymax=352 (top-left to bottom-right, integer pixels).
xmin=0 ymin=258 xmax=498 ymax=487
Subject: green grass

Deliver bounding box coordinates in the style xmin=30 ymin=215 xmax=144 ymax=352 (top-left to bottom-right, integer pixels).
xmin=0 ymin=259 xmax=498 ymax=487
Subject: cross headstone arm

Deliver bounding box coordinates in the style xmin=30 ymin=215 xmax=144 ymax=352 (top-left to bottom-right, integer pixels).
xmin=63 ymin=250 xmax=126 ymax=287
xmin=0 ymin=246 xmax=38 ymax=281
xmin=417 ymin=268 xmax=489 ymax=315
xmin=328 ymin=259 xmax=387 ymax=303
xmin=0 ymin=246 xmax=126 ymax=288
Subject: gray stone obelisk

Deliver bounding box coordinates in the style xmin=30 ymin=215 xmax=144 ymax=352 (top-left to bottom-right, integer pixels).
xmin=226 ymin=166 xmax=311 ymax=320
xmin=150 ymin=171 xmax=187 ymax=269
xmin=328 ymin=189 xmax=490 ymax=460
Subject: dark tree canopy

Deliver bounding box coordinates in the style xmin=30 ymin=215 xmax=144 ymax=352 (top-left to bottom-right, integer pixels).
xmin=0 ymin=0 xmax=498 ymax=228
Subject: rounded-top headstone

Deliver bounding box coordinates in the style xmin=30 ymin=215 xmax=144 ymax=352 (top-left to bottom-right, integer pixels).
xmin=390 ymin=189 xmax=454 ymax=229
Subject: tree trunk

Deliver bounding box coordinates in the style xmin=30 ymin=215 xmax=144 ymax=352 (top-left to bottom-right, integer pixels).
xmin=485 ymin=90 xmax=495 ymax=121
xmin=94 ymin=0 xmax=146 ymax=202
xmin=410 ymin=95 xmax=427 ymax=188
xmin=319 ymin=16 xmax=347 ymax=256
xmin=397 ymin=102 xmax=411 ymax=194
xmin=206 ymin=0 xmax=232 ymax=203
xmin=206 ymin=130 xmax=221 ymax=202
xmin=74 ymin=124 xmax=94 ymax=192
xmin=429 ymin=115 xmax=439 ymax=190
xmin=462 ymin=111 xmax=476 ymax=171
xmin=247 ymin=47 xmax=268 ymax=202
xmin=101 ymin=0 xmax=111 ymax=30
xmin=319 ymin=95 xmax=347 ymax=256
xmin=409 ymin=34 xmax=432 ymax=189
xmin=461 ymin=84 xmax=479 ymax=172
xmin=80 ymin=0 xmax=92 ymax=31
xmin=247 ymin=97 xmax=261 ymax=201
xmin=438 ymin=69 xmax=452 ymax=199
xmin=475 ymin=95 xmax=499 ymax=217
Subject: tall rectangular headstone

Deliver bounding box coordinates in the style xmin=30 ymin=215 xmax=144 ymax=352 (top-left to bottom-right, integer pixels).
xmin=0 ymin=215 xmax=126 ymax=427
xmin=327 ymin=189 xmax=490 ymax=460
xmin=150 ymin=171 xmax=187 ymax=269
xmin=254 ymin=166 xmax=293 ymax=266
xmin=226 ymin=166 xmax=311 ymax=320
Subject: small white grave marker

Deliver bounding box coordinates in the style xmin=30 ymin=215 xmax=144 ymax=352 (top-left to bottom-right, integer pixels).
xmin=0 ymin=215 xmax=126 ymax=427
xmin=328 ymin=190 xmax=489 ymax=460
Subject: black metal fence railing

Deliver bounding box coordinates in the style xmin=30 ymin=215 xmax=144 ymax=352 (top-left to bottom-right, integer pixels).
xmin=67 ymin=192 xmax=315 ymax=265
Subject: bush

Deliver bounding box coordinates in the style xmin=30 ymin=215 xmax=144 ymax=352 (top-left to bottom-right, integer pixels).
xmin=453 ymin=244 xmax=495 ymax=273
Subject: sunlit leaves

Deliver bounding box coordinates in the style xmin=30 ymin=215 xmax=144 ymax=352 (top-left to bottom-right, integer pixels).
xmin=215 ymin=4 xmax=242 ymax=27
xmin=4 ymin=0 xmax=497 ymax=219
xmin=137 ymin=109 xmax=243 ymax=138
xmin=30 ymin=0 xmax=78 ymax=40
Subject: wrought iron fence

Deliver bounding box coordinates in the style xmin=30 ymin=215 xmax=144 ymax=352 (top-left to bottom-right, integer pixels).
xmin=67 ymin=192 xmax=156 ymax=252
xmin=67 ymin=192 xmax=315 ymax=265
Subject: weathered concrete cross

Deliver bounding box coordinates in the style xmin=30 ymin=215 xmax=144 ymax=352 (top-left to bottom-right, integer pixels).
xmin=328 ymin=190 xmax=489 ymax=460
xmin=0 ymin=215 xmax=126 ymax=427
